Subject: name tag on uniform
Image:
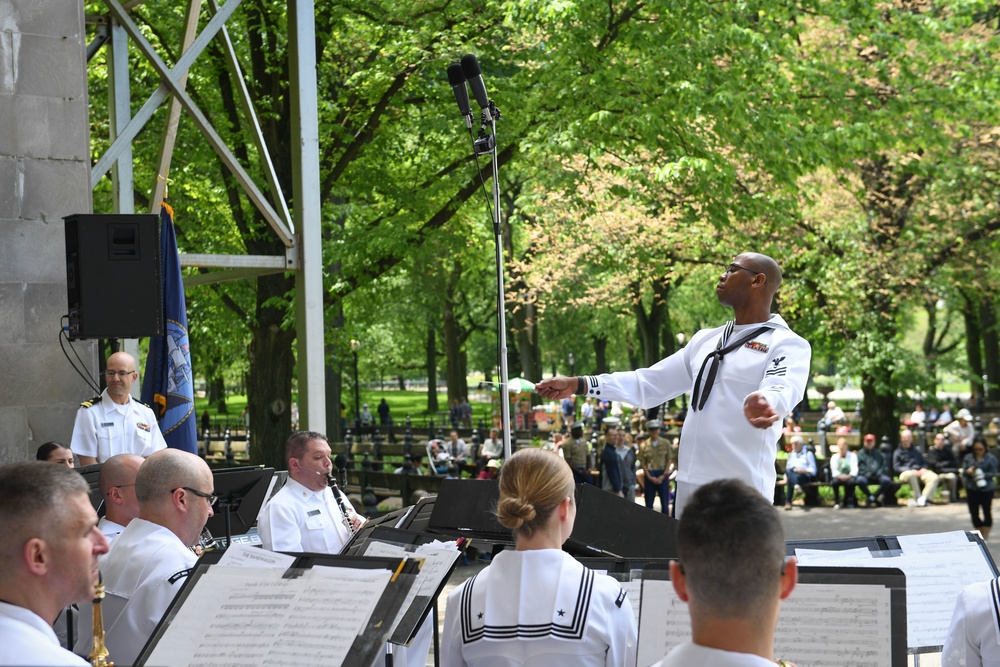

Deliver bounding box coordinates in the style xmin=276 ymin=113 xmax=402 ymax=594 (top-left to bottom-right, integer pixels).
xmin=307 ymin=509 xmax=321 ymax=517
xmin=100 ymin=422 xmax=114 ymax=428
xmin=136 ymin=422 xmax=150 ymax=432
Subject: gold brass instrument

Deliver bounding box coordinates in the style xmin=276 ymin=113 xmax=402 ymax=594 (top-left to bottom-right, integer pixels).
xmin=89 ymin=571 xmax=113 ymax=667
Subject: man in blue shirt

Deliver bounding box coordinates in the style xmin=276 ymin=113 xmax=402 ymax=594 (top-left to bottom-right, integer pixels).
xmin=783 ymin=435 xmax=816 ymax=510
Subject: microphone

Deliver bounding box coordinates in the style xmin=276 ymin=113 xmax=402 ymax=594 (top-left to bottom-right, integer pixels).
xmin=447 ymin=63 xmax=473 ymax=128
xmin=460 ymin=54 xmax=492 ymax=120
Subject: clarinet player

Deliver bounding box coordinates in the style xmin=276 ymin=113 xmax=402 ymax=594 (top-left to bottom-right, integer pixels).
xmin=258 ymin=431 xmax=364 ymax=553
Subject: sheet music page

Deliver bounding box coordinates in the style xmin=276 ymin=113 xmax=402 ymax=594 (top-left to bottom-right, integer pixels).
xmin=216 ymin=543 xmax=296 ymax=569
xmin=775 ymin=583 xmax=891 ymax=666
xmin=795 ymin=547 xmax=872 ymax=564
xmin=142 ymin=566 xmax=390 ymax=667
xmin=635 ymin=579 xmax=893 ymax=667
xmin=792 ymin=541 xmax=995 ymax=649
xmin=361 ymin=540 xmax=458 ymax=638
xmin=619 ymin=581 xmax=642 ymax=627
xmin=636 ymin=578 xmax=688 ymax=667
xmin=896 ymin=530 xmax=973 ymax=552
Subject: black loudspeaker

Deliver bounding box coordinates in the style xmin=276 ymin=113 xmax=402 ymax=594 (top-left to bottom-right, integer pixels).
xmin=64 ymin=214 xmax=163 ymax=340
xmin=427 ymin=479 xmax=679 ymax=560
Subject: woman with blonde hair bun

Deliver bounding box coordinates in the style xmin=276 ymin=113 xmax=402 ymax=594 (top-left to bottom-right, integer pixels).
xmin=441 ymin=448 xmax=637 ymax=666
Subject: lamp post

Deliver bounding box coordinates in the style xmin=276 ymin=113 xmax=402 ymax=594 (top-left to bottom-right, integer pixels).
xmin=568 ymin=352 xmax=575 ymax=377
xmin=676 ymin=332 xmax=686 ymax=349
xmin=350 ymin=339 xmax=361 ymax=427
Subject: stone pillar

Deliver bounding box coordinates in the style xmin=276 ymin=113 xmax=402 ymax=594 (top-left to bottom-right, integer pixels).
xmin=0 ymin=2 xmax=95 ymax=464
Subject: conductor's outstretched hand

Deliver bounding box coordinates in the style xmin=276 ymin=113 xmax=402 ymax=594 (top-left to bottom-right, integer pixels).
xmin=743 ymin=391 xmax=779 ymax=429
xmin=535 ymin=376 xmax=577 ymax=400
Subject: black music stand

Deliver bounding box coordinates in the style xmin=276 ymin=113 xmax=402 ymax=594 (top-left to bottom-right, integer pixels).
xmin=74 ymin=462 xmax=105 ymax=515
xmin=204 ymin=466 xmax=274 ymax=547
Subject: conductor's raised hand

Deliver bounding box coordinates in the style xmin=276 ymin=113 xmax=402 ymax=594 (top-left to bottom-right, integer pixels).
xmin=535 ymin=376 xmax=577 ymax=400
xmin=743 ymin=392 xmax=779 ymax=429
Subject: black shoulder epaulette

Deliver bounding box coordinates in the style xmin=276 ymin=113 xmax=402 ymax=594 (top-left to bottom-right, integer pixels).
xmin=80 ymin=395 xmax=102 ymax=408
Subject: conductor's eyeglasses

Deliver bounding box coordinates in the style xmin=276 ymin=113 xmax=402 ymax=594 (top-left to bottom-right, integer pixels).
xmin=175 ymin=487 xmax=218 ymax=506
xmin=105 ymin=370 xmax=136 ymax=378
xmin=725 ymin=263 xmax=761 ymax=277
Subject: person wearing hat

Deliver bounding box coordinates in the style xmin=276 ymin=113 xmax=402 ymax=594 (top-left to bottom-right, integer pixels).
xmin=856 ymin=433 xmax=893 ymax=507
xmin=946 ymin=409 xmax=976 ymax=459
xmin=564 ymin=422 xmax=592 ymax=484
xmin=477 ymin=458 xmax=501 ymax=480
xmin=536 ymin=253 xmax=810 ymax=517
xmin=638 ymin=420 xmax=672 ymax=513
xmin=359 ymin=403 xmax=375 ymax=428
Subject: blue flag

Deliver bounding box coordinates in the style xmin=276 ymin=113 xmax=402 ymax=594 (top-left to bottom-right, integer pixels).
xmin=141 ymin=203 xmax=197 ymax=453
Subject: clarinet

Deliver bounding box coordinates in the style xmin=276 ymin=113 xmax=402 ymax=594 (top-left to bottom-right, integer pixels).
xmin=327 ymin=473 xmax=357 ymax=535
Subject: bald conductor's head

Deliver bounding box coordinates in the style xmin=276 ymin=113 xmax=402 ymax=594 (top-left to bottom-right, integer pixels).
xmin=136 ymin=449 xmax=215 ymax=547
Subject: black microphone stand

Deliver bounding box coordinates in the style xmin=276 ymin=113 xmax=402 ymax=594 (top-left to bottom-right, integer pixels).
xmin=473 ymin=101 xmax=512 ymax=459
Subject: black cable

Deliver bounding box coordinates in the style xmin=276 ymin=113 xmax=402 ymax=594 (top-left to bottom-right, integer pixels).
xmin=58 ymin=316 xmax=101 ymax=394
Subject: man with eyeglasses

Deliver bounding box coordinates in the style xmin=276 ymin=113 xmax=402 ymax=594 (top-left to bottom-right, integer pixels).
xmin=96 ymin=454 xmax=143 ymax=540
xmin=71 ymin=352 xmax=166 ymax=465
xmin=537 ymin=253 xmax=811 ymax=517
xmin=651 ymin=479 xmax=798 ymax=666
xmin=75 ymin=449 xmax=213 ymax=666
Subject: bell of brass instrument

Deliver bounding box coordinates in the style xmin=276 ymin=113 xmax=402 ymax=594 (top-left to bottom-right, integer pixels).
xmin=89 ymin=572 xmax=113 ymax=667
xmin=327 ymin=473 xmax=357 ymax=535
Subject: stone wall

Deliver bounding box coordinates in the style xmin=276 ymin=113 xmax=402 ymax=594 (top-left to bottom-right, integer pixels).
xmin=0 ymin=2 xmax=96 ymax=463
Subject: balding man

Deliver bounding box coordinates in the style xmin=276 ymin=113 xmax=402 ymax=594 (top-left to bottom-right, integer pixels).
xmin=72 ymin=352 xmax=167 ymax=465
xmin=538 ymin=253 xmax=812 ymax=516
xmin=97 ymin=454 xmax=144 ymax=540
xmin=76 ymin=449 xmax=213 ymax=665
xmin=0 ymin=462 xmax=109 ymax=666
xmin=652 ymin=479 xmax=797 ymax=665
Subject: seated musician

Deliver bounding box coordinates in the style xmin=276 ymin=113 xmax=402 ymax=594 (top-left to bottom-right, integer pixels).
xmin=651 ymin=479 xmax=798 ymax=666
xmin=441 ymin=448 xmax=637 ymax=666
xmin=0 ymin=462 xmax=109 ymax=666
xmin=75 ymin=449 xmax=214 ymax=666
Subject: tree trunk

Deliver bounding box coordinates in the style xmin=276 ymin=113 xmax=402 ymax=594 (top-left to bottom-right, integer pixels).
xmin=961 ymin=293 xmax=984 ymax=399
xmin=207 ymin=375 xmax=226 ymax=413
xmin=248 ymin=275 xmax=296 ymax=470
xmin=981 ymin=298 xmax=1000 ymax=400
xmin=861 ymin=375 xmax=898 ymax=447
xmin=426 ymin=325 xmax=438 ymax=413
xmin=922 ymin=296 xmax=939 ymax=399
xmin=397 ymin=375 xmax=406 ymax=391
xmin=593 ymin=334 xmax=609 ymax=374
xmin=632 ymin=279 xmax=667 ymax=368
xmin=443 ymin=267 xmax=463 ymax=406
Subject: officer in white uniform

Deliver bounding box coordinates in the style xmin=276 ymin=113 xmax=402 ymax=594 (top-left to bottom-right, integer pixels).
xmin=72 ymin=352 xmax=167 ymax=465
xmin=75 ymin=449 xmax=214 ymax=666
xmin=0 ymin=462 xmax=110 ymax=667
xmin=537 ymin=253 xmax=811 ymax=517
xmin=943 ymin=577 xmax=1000 ymax=667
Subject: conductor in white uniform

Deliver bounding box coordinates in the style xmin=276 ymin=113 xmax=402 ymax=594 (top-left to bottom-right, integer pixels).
xmin=76 ymin=449 xmax=214 ymax=666
xmin=257 ymin=430 xmax=364 ymax=553
xmin=0 ymin=462 xmax=110 ymax=666
xmin=72 ymin=352 xmax=167 ymax=465
xmin=537 ymin=253 xmax=811 ymax=517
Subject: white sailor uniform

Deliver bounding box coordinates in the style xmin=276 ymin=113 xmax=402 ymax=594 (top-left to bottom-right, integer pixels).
xmin=75 ymin=519 xmax=196 ymax=666
xmin=653 ymin=641 xmax=778 ymax=666
xmin=257 ymin=477 xmax=355 ymax=554
xmin=70 ymin=390 xmax=166 ymax=462
xmin=580 ymin=315 xmax=810 ymax=514
xmin=442 ymin=548 xmax=637 ymax=667
xmin=943 ymin=577 xmax=1000 ymax=667
xmin=0 ymin=601 xmax=88 ymax=666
